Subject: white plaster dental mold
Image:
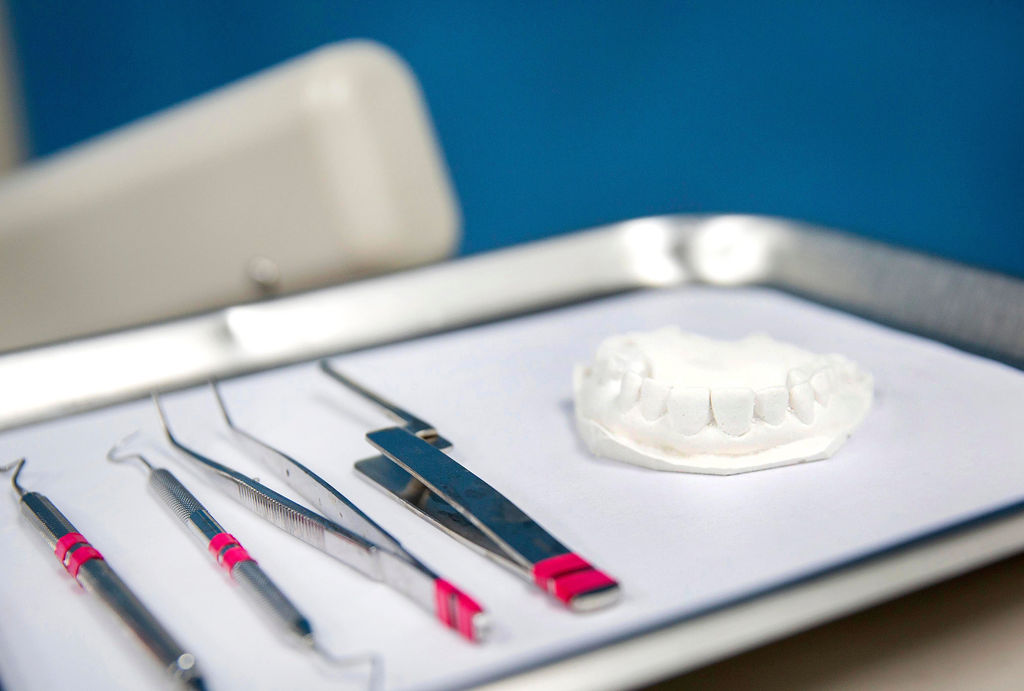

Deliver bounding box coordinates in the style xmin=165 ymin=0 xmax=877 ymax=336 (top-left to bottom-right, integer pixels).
xmin=573 ymin=328 xmax=873 ymax=474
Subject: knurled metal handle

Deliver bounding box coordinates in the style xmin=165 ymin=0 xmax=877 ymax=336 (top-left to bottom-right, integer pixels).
xmin=148 ymin=467 xmax=312 ymax=640
xmin=148 ymin=468 xmax=222 ymax=540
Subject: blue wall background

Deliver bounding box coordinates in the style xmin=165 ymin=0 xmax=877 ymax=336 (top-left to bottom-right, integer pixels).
xmin=8 ymin=1 xmax=1024 ymax=276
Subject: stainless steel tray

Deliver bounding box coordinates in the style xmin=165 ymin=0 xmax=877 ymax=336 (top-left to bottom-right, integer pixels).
xmin=2 ymin=214 xmax=1023 ymax=690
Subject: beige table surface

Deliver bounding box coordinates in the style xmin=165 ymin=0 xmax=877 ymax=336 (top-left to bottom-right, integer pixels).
xmin=660 ymin=551 xmax=1024 ymax=690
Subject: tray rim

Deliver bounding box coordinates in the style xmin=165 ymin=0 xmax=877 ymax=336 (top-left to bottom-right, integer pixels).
xmin=2 ymin=213 xmax=1021 ymax=433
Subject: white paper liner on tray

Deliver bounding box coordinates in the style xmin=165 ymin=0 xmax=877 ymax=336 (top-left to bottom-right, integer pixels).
xmin=2 ymin=286 xmax=1023 ymax=690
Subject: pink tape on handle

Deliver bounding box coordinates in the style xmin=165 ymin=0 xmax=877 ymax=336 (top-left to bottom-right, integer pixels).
xmin=434 ymin=579 xmax=484 ymax=641
xmin=220 ymin=546 xmax=254 ymax=572
xmin=55 ymin=531 xmax=103 ymax=579
xmin=207 ymin=532 xmax=239 ymax=557
xmin=54 ymin=532 xmax=86 ymax=562
xmin=207 ymin=533 xmax=254 ymax=573
xmin=66 ymin=545 xmax=104 ymax=579
xmin=433 ymin=580 xmax=453 ymax=627
xmin=550 ymin=568 xmax=617 ymax=603
xmin=531 ymin=552 xmax=618 ymax=606
xmin=532 ymin=553 xmax=589 ymax=587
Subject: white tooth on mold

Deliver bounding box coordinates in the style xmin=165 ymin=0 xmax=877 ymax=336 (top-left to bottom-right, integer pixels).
xmin=595 ymin=360 xmax=615 ymax=384
xmin=754 ymin=386 xmax=788 ymax=425
xmin=604 ymin=340 xmax=650 ymax=377
xmin=605 ymin=354 xmax=629 ymax=377
xmin=573 ymin=329 xmax=873 ymax=474
xmin=667 ymin=388 xmax=711 ymax=435
xmin=789 ymin=382 xmax=816 ymax=423
xmin=625 ymin=359 xmax=649 ymax=375
xmin=639 ymin=378 xmax=671 ymax=421
xmin=615 ymin=371 xmax=643 ymax=410
xmin=711 ymin=388 xmax=755 ymax=436
xmin=786 ymin=368 xmax=810 ymax=388
xmin=810 ymin=370 xmax=832 ymax=405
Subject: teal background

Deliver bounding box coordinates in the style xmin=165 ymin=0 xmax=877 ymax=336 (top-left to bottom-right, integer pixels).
xmin=7 ymin=2 xmax=1024 ymax=275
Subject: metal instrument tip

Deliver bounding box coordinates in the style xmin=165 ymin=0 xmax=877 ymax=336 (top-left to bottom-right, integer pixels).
xmin=208 ymin=380 xmax=236 ymax=428
xmin=310 ymin=641 xmax=384 ymax=690
xmin=106 ymin=431 xmax=154 ymax=471
xmin=0 ymin=458 xmax=27 ymax=498
xmin=318 ymin=360 xmax=438 ymax=438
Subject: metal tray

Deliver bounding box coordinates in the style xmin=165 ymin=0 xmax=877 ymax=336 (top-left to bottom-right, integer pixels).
xmin=1 ymin=214 xmax=1023 ymax=690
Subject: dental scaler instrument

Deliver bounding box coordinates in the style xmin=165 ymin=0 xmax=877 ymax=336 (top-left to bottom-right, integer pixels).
xmin=0 ymin=459 xmax=205 ymax=690
xmin=320 ymin=361 xmax=621 ymax=612
xmin=106 ymin=437 xmax=380 ymax=684
xmin=153 ymin=388 xmax=488 ymax=642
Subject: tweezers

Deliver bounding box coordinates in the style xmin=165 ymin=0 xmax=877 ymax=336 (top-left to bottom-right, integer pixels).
xmin=320 ymin=361 xmax=621 ymax=612
xmin=152 ymin=386 xmax=487 ymax=642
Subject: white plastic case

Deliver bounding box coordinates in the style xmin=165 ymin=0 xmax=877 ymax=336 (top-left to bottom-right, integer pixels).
xmin=0 ymin=41 xmax=460 ymax=351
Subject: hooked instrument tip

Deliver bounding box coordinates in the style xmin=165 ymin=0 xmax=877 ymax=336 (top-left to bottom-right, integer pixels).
xmin=0 ymin=458 xmax=27 ymax=498
xmin=310 ymin=643 xmax=384 ymax=690
xmin=106 ymin=431 xmax=154 ymax=471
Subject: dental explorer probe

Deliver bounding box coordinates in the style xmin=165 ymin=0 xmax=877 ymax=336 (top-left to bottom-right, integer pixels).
xmin=106 ymin=436 xmax=381 ymax=685
xmin=0 ymin=459 xmax=205 ymax=690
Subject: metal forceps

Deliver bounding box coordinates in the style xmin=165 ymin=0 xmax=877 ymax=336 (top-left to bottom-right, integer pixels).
xmin=1 ymin=459 xmax=205 ymax=690
xmin=320 ymin=361 xmax=621 ymax=612
xmin=152 ymin=386 xmax=487 ymax=642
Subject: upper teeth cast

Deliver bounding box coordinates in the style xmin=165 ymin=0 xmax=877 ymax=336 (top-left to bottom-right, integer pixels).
xmin=573 ymin=328 xmax=873 ymax=474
